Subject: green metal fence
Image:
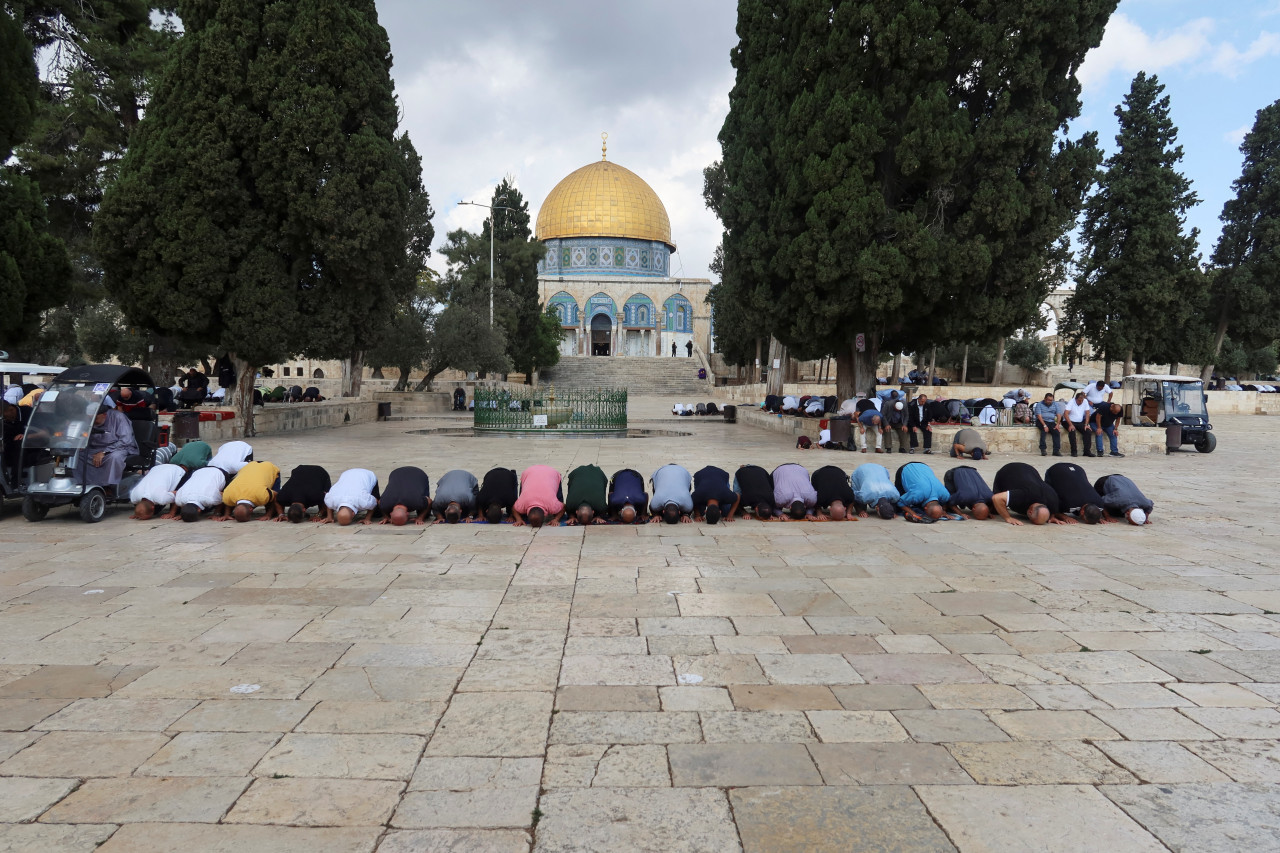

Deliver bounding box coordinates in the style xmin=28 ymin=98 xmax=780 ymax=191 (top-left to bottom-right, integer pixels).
xmin=473 ymin=386 xmax=628 ymax=433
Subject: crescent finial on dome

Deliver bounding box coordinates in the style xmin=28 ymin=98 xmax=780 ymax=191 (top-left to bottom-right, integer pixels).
xmin=601 ymin=132 xmax=608 ymax=161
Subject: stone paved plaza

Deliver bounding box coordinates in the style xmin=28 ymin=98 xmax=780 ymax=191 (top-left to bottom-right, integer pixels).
xmin=2 ymin=400 xmax=1279 ymax=852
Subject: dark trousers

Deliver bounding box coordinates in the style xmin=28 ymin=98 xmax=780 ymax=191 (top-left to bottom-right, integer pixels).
xmin=908 ymin=426 xmax=931 ymax=450
xmin=1039 ymin=424 xmax=1061 ymax=453
xmin=1066 ymin=422 xmax=1089 ymax=454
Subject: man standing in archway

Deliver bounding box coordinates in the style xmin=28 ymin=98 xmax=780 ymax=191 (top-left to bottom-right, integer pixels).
xmin=671 ymin=341 xmax=677 ymax=357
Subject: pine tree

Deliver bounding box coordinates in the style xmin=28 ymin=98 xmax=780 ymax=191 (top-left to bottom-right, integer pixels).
xmin=1070 ymin=72 xmax=1202 ymax=370
xmin=710 ymin=0 xmax=1113 ymax=397
xmin=10 ymin=1 xmax=176 ymax=361
xmin=94 ymin=0 xmax=431 ymax=430
xmin=1202 ymin=99 xmax=1280 ymax=380
xmin=482 ymin=179 xmax=557 ymax=379
xmin=0 ymin=6 xmax=71 ymax=343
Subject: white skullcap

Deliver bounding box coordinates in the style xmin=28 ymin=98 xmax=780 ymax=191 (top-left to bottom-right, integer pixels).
xmin=3 ymin=387 xmax=20 ymax=404
xmin=1129 ymin=508 xmax=1147 ymax=526
xmin=895 ymin=401 xmax=904 ymax=410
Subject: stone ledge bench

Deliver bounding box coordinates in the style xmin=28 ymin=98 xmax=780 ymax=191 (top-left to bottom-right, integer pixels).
xmin=737 ymin=408 xmax=1166 ymax=455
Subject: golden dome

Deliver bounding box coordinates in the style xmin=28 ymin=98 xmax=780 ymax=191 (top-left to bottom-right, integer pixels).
xmin=536 ymin=160 xmax=675 ymax=250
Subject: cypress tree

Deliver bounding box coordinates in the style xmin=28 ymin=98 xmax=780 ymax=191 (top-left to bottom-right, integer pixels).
xmin=1070 ymin=72 xmax=1202 ymax=371
xmin=711 ymin=0 xmax=1113 ymax=397
xmin=95 ymin=0 xmax=431 ymax=430
xmin=0 ymin=6 xmax=71 ymax=343
xmin=484 ymin=179 xmax=556 ymax=378
xmin=1202 ymin=99 xmax=1280 ymax=380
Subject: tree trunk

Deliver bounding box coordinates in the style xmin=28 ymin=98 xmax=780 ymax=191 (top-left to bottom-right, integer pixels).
xmin=340 ymin=351 xmax=365 ymax=398
xmin=836 ymin=337 xmax=880 ymax=401
xmin=229 ymin=354 xmax=256 ymax=438
xmin=1170 ymin=362 xmax=1178 ymax=376
xmin=891 ymin=352 xmax=902 ymax=385
xmin=765 ymin=337 xmax=786 ymax=397
xmin=1122 ymin=349 xmax=1133 ymax=380
xmin=961 ymin=345 xmax=970 ymax=385
xmin=414 ymin=366 xmax=444 ymax=392
xmin=754 ymin=338 xmax=763 ymax=383
xmin=926 ymin=346 xmax=937 ymax=388
xmin=1200 ymin=313 xmax=1230 ymax=383
xmin=1104 ymin=351 xmax=1112 ymax=383
xmin=370 ymin=366 xmax=384 ymax=379
xmin=992 ymin=337 xmax=1005 ymax=386
xmin=1135 ymin=357 xmax=1145 ymax=375
xmin=144 ymin=336 xmax=182 ymax=392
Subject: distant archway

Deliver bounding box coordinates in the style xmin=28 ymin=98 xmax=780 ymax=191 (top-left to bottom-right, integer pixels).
xmin=312 ymin=368 xmax=324 ymax=379
xmin=590 ymin=312 xmax=613 ymax=356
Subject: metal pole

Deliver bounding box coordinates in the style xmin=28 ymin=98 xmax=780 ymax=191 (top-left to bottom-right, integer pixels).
xmin=489 ymin=215 xmax=494 ymax=327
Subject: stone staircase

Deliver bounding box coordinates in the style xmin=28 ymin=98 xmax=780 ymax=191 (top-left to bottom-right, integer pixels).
xmin=539 ymin=356 xmax=711 ymax=396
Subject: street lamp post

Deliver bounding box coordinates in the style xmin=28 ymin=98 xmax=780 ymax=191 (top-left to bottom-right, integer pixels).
xmin=457 ymin=197 xmax=518 ymax=327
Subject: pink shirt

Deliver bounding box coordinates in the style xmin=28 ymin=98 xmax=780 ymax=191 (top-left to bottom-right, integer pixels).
xmin=514 ymin=465 xmax=564 ymax=515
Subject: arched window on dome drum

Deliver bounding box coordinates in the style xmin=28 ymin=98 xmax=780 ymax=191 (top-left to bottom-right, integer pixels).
xmin=622 ymin=294 xmax=656 ymax=328
xmin=663 ymin=294 xmax=693 ymax=333
xmin=547 ymin=292 xmax=579 ymax=328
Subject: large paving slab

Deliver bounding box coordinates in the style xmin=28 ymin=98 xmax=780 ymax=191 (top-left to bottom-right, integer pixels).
xmin=0 ymin=407 xmax=1278 ymax=844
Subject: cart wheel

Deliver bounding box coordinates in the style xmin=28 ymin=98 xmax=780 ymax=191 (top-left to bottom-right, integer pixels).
xmin=1194 ymin=433 xmax=1217 ymax=454
xmin=79 ymin=490 xmax=107 ymax=523
xmin=21 ymin=497 xmax=48 ymax=522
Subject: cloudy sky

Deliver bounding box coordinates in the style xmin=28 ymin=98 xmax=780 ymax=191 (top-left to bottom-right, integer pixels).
xmin=379 ymin=0 xmax=1280 ymax=284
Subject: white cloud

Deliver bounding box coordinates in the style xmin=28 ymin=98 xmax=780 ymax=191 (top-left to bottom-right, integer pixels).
xmin=1079 ymin=13 xmax=1280 ymax=89
xmin=1224 ymin=123 xmax=1252 ymax=145
xmin=380 ymin=1 xmax=738 ymax=284
xmin=1077 ymin=14 xmax=1215 ymax=90
xmin=1210 ymin=31 xmax=1280 ymax=76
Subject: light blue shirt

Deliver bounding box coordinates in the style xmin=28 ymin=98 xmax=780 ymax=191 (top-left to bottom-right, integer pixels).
xmin=851 ymin=464 xmax=899 ymax=506
xmin=651 ymin=464 xmax=693 ymax=513
xmin=897 ymin=463 xmax=950 ymax=508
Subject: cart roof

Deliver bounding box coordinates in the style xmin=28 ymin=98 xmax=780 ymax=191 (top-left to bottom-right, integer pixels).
xmin=0 ymin=362 xmax=67 ymax=375
xmin=1123 ymin=374 xmax=1203 ymax=383
xmin=53 ymin=364 xmax=155 ymax=386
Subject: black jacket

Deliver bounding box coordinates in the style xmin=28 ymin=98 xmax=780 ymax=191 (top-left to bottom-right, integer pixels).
xmin=907 ymin=401 xmax=931 ymax=430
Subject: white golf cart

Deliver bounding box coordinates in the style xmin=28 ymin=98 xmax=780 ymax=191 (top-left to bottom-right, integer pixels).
xmin=1119 ymin=374 xmax=1215 ymax=454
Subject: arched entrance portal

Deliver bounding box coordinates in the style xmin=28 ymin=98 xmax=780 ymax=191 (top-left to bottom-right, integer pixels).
xmin=590 ymin=313 xmax=613 ymax=356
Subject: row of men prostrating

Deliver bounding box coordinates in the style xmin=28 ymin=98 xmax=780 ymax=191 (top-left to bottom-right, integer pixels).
xmin=120 ymin=440 xmax=1154 ymax=529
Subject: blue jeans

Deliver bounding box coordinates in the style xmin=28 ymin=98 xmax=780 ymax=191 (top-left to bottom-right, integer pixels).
xmin=1095 ymin=425 xmax=1118 ymax=454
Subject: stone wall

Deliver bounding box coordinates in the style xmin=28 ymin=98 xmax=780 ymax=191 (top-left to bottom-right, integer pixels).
xmin=737 ymin=408 xmax=1168 ymax=455
xmin=162 ymin=399 xmax=379 ymax=442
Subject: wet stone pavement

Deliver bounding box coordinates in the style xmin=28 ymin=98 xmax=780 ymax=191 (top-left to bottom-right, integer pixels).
xmin=1 ymin=401 xmax=1279 ymax=852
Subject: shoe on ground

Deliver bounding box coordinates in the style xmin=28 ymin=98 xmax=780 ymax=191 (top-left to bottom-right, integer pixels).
xmin=1041 ymin=450 xmax=1047 ymax=456
xmin=908 ymin=449 xmax=915 ymax=454
xmin=1110 ymin=451 xmax=1125 ymax=457
xmin=899 ymin=448 xmax=907 ymax=453
xmin=875 ymin=448 xmax=883 ymax=453
xmin=1071 ymin=451 xmax=1078 ymax=457
xmin=923 ymin=449 xmax=934 ymax=455
xmin=1053 ymin=452 xmax=1063 ymax=457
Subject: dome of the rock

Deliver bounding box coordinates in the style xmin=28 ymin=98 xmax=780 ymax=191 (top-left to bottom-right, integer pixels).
xmin=535 ymin=159 xmax=674 ymax=250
